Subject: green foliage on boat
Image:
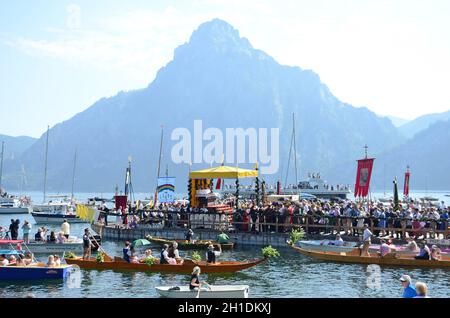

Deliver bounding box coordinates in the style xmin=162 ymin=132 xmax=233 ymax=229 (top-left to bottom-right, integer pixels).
xmin=191 ymin=251 xmax=202 ymax=261
xmin=261 ymin=246 xmax=280 ymax=258
xmin=288 ymin=228 xmax=306 ymax=245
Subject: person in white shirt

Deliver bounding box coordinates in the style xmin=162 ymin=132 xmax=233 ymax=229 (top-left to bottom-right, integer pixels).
xmin=61 ymin=219 xmax=70 ymax=239
xmin=360 ymin=224 xmax=372 ymax=256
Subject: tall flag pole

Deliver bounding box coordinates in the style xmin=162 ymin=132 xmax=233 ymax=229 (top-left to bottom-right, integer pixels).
xmin=354 ymin=145 xmax=375 ymax=198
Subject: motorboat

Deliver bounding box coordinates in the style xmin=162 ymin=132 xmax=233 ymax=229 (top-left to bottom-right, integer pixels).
xmin=0 ymin=197 xmax=31 ymax=214
xmin=32 ymin=200 xmax=86 ymax=224
xmin=155 ymin=285 xmax=249 ymax=298
xmin=0 ymin=249 xmax=73 ymax=280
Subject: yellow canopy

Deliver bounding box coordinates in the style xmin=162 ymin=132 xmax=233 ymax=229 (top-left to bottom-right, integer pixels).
xmin=189 ymin=165 xmax=258 ymax=179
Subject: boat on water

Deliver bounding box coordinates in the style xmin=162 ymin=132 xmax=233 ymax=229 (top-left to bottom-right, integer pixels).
xmin=65 ymin=256 xmax=266 ymax=273
xmin=296 ymin=240 xmax=450 ymax=256
xmin=0 ymin=239 xmax=84 ymax=254
xmin=32 ymin=199 xmax=86 ymax=224
xmin=0 ymin=250 xmax=73 ymax=280
xmin=155 ymin=285 xmax=249 ymax=298
xmin=146 ymin=236 xmax=235 ymax=250
xmin=291 ymin=245 xmax=450 ymax=268
xmin=0 ymin=196 xmax=31 ymax=214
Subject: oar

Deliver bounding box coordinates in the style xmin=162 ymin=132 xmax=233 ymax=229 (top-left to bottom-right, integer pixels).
xmin=196 ymin=283 xmax=202 ymax=298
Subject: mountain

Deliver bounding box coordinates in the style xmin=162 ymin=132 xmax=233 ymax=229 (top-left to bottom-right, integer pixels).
xmin=3 ymin=19 xmax=405 ymax=192
xmin=327 ymin=118 xmax=450 ymax=190
xmin=386 ymin=115 xmax=409 ymax=127
xmin=399 ymin=110 xmax=450 ymax=139
xmin=0 ymin=134 xmax=36 ymax=160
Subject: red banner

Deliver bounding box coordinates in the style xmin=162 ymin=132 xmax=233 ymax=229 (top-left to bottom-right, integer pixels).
xmin=216 ymin=178 xmax=222 ymax=190
xmin=354 ymin=158 xmax=375 ymax=197
xmin=114 ymin=195 xmax=128 ymax=211
xmin=403 ymin=171 xmax=410 ymax=197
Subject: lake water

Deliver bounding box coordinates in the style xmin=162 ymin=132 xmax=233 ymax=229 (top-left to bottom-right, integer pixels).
xmin=1 ymin=191 xmax=449 ymax=298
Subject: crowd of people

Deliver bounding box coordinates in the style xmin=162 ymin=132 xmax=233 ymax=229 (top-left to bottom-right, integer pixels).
xmin=96 ymin=198 xmax=449 ymax=241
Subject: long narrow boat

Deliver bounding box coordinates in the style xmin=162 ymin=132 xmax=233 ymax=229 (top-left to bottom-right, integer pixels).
xmin=291 ymin=245 xmax=450 ymax=268
xmin=296 ymin=240 xmax=450 ymax=256
xmin=146 ymin=236 xmax=234 ymax=250
xmin=65 ymin=256 xmax=266 ymax=273
xmin=155 ymin=285 xmax=249 ymax=298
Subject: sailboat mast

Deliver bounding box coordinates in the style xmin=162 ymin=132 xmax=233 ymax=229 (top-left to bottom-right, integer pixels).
xmin=0 ymin=141 xmax=4 ymax=191
xmin=292 ymin=113 xmax=298 ymax=185
xmin=71 ymin=150 xmax=77 ymax=200
xmin=157 ymin=125 xmax=164 ymax=179
xmin=43 ymin=125 xmax=49 ymax=203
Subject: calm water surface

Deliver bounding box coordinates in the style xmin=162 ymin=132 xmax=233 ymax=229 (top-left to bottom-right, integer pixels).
xmin=1 ymin=191 xmax=449 ymax=298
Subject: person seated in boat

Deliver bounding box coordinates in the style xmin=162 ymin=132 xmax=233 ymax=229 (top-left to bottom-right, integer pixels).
xmin=414 ymin=242 xmax=431 ymax=260
xmin=326 ymin=234 xmax=344 ymax=246
xmin=23 ymin=253 xmax=33 ymax=265
xmin=47 ymin=255 xmax=56 ymax=267
xmin=54 ymin=255 xmax=61 ymax=266
xmin=206 ymin=244 xmax=221 ymax=264
xmin=160 ymin=244 xmax=177 ymax=265
xmin=48 ymin=231 xmax=57 ymax=243
xmin=431 ymin=245 xmax=442 ymax=261
xmin=405 ymin=237 xmax=419 ymax=252
xmin=56 ymin=231 xmax=67 ymax=244
xmin=168 ymin=242 xmax=181 ymax=260
xmin=185 ymin=229 xmax=194 ymax=243
xmin=130 ymin=255 xmax=140 ymax=263
xmin=35 ymin=228 xmax=43 ymax=242
xmin=217 ymin=232 xmax=230 ymax=244
xmin=0 ymin=254 xmax=9 ymax=266
xmin=378 ymin=239 xmax=395 ymax=258
xmin=189 ymin=266 xmax=209 ymax=291
xmin=7 ymin=255 xmax=16 ymax=266
xmin=140 ymin=249 xmax=157 ymax=263
xmin=123 ymin=241 xmax=132 ymax=263
xmin=16 ymin=256 xmax=24 ymax=266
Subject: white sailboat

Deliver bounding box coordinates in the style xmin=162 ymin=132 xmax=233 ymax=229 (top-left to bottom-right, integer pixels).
xmin=31 ymin=127 xmax=86 ymax=224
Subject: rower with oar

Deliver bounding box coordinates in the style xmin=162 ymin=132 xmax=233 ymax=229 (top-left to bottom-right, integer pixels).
xmin=189 ymin=266 xmax=210 ymax=297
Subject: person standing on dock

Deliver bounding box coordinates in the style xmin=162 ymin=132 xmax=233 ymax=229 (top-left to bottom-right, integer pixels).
xmin=61 ymin=219 xmax=70 ymax=239
xmin=400 ymin=275 xmax=417 ymax=298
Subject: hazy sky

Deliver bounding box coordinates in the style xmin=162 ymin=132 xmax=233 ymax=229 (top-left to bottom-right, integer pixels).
xmin=1 ymin=0 xmax=449 ymax=138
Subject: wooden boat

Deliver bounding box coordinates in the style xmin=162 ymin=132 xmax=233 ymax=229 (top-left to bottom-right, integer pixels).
xmin=65 ymin=256 xmax=266 ymax=273
xmin=146 ymin=236 xmax=235 ymax=250
xmin=296 ymin=240 xmax=450 ymax=256
xmin=155 ymin=285 xmax=249 ymax=298
xmin=291 ymin=245 xmax=450 ymax=268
